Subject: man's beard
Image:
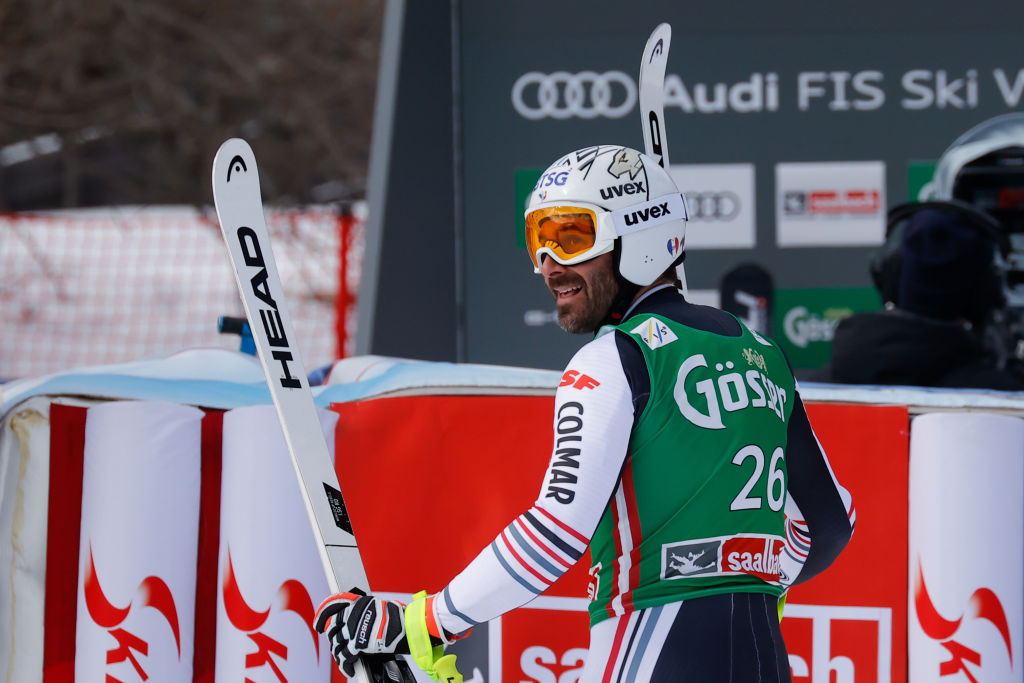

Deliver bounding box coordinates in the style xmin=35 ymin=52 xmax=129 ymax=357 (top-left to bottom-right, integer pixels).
xmin=553 ymin=267 xmax=620 ymax=334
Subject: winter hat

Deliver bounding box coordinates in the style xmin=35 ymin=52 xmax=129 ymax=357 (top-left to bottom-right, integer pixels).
xmin=898 ymin=208 xmax=993 ymax=321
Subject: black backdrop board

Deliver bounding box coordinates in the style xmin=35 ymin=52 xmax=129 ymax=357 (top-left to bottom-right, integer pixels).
xmin=357 ymin=0 xmax=458 ymax=361
xmin=359 ymin=0 xmax=1024 ymax=370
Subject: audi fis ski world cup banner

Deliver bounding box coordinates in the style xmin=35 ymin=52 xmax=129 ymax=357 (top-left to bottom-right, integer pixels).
xmin=436 ymin=2 xmax=1024 ymax=368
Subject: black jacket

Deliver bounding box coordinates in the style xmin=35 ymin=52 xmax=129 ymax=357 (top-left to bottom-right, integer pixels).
xmin=810 ymin=310 xmax=1024 ymax=391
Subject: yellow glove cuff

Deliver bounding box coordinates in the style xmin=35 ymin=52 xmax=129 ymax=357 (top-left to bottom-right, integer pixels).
xmin=405 ymin=591 xmax=463 ymax=683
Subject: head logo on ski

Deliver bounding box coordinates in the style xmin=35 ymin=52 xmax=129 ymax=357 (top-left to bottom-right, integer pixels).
xmin=226 ymin=155 xmax=248 ymax=181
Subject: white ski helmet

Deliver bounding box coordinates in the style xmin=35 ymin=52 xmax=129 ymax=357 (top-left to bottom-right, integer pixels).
xmin=524 ymin=145 xmax=688 ymax=286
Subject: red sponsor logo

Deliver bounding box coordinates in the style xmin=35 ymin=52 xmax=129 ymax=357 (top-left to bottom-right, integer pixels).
xmin=222 ymin=550 xmax=320 ymax=683
xmin=785 ymin=189 xmax=882 ymax=217
xmin=807 ymin=190 xmax=880 ymax=215
xmin=783 ymin=603 xmax=892 ymax=682
xmin=502 ymin=608 xmax=589 ymax=683
xmin=722 ymin=535 xmax=784 ymax=582
xmin=914 ymin=557 xmax=1013 ymax=682
xmin=83 ymin=544 xmax=182 ymax=682
xmin=559 ymin=370 xmax=600 ymax=390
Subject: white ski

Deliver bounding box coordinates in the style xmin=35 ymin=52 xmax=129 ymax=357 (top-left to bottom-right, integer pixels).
xmin=638 ymin=23 xmax=688 ymax=295
xmin=212 ymin=138 xmax=408 ymax=683
xmin=639 ymin=23 xmax=672 ymax=169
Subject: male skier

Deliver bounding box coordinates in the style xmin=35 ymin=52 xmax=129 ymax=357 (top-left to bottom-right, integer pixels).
xmin=315 ymin=145 xmax=854 ymax=682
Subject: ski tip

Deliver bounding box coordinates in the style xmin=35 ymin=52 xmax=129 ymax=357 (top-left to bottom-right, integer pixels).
xmin=212 ymin=138 xmax=258 ymax=190
xmin=644 ymin=23 xmax=672 ymax=61
xmin=651 ymin=22 xmax=671 ymax=37
xmin=216 ymin=137 xmax=252 ymax=156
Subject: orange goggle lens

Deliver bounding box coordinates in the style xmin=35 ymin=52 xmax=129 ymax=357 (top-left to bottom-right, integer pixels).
xmin=525 ymin=206 xmax=599 ymax=268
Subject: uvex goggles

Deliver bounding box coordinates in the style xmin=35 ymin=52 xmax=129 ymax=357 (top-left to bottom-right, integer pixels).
xmin=524 ymin=193 xmax=689 ymax=271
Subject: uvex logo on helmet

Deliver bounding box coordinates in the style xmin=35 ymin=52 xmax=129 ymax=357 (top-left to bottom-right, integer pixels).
xmin=600 ymin=182 xmax=646 ymax=200
xmin=84 ymin=544 xmax=182 ymax=680
xmin=611 ymin=194 xmax=688 ymax=237
xmin=623 ymin=201 xmax=672 ymax=227
xmin=223 ymin=550 xmax=321 ymax=678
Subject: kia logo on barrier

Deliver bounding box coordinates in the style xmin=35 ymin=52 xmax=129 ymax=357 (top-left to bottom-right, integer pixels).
xmin=511 ymin=71 xmax=637 ymax=120
xmin=222 ymin=550 xmax=320 ymax=681
xmin=685 ymin=191 xmax=741 ymax=221
xmin=914 ymin=558 xmax=1013 ymax=679
xmin=83 ymin=544 xmax=182 ymax=680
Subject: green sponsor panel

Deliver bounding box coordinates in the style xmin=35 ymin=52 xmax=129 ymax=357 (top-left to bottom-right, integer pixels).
xmin=514 ymin=168 xmax=543 ymax=249
xmin=907 ymin=161 xmax=937 ymax=201
xmin=774 ymin=288 xmax=882 ymax=369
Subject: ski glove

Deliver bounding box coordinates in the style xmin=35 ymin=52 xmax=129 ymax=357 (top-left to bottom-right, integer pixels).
xmin=314 ymin=589 xmax=466 ymax=681
xmin=314 ymin=590 xmax=409 ymax=677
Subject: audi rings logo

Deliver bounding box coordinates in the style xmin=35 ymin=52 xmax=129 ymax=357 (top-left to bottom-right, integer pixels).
xmin=684 ymin=191 xmax=741 ymax=221
xmin=512 ymin=71 xmax=637 ymax=120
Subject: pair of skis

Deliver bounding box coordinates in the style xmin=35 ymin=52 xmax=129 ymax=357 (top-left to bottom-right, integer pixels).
xmin=211 ymin=22 xmax=674 ymax=683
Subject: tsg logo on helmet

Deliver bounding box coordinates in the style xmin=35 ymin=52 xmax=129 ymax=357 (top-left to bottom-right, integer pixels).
xmin=524 ymin=145 xmax=689 ymax=287
xmin=512 ymin=71 xmax=637 ymax=120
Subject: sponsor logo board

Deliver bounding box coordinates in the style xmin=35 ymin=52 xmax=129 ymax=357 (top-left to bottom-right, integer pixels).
xmin=775 ymin=162 xmax=886 ymax=246
xmin=783 ymin=604 xmax=894 ymax=682
xmin=502 ymin=608 xmax=590 ymax=683
xmin=773 ymin=287 xmax=881 ymax=369
xmin=670 ymin=163 xmax=756 ymax=249
xmin=907 ymin=160 xmax=937 ymax=201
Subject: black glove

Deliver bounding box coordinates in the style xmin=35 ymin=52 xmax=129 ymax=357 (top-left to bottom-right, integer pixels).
xmin=313 ymin=589 xmax=409 ymax=677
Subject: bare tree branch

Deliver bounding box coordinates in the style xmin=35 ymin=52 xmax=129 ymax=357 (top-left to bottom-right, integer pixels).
xmin=0 ymin=0 xmax=384 ymax=208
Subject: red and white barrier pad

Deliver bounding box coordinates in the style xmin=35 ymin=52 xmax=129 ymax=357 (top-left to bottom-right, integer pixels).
xmin=1 ymin=349 xmax=1023 ymax=682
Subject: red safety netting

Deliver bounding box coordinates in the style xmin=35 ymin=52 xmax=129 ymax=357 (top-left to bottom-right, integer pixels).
xmin=0 ymin=205 xmax=364 ymax=380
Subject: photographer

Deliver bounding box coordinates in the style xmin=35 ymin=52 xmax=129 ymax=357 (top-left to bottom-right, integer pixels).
xmin=814 ymin=202 xmax=1024 ymax=391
